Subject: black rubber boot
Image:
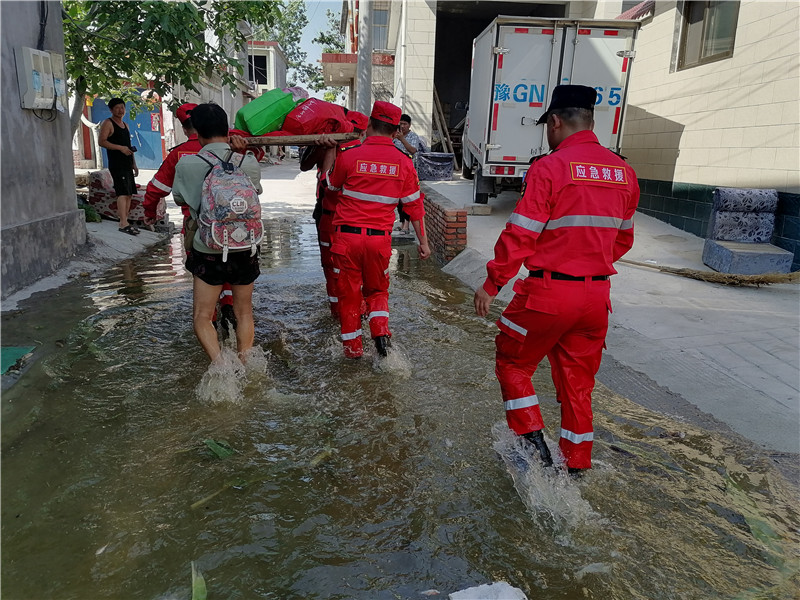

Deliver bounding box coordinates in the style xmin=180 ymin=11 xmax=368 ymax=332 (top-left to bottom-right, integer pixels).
xmin=374 ymin=335 xmax=390 ymax=357
xmin=220 ymin=304 xmax=237 ymax=338
xmin=522 ymin=429 xmax=553 ymax=468
xmin=567 ymin=467 xmax=586 ymax=480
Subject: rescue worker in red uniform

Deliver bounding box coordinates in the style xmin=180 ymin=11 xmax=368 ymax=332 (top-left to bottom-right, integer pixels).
xmin=301 ymin=110 xmax=369 ymax=319
xmin=142 ymin=103 xmax=238 ymax=333
xmin=474 ymin=85 xmax=640 ymax=476
xmin=320 ymin=101 xmax=431 ymax=358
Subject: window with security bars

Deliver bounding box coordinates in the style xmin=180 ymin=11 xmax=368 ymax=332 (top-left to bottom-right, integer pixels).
xmin=678 ymin=1 xmax=739 ymax=70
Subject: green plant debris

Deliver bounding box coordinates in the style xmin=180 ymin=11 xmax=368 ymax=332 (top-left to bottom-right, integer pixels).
xmin=308 ymin=446 xmax=336 ymax=468
xmin=191 ymin=561 xmax=207 ymax=600
xmin=203 ymin=439 xmax=235 ymax=459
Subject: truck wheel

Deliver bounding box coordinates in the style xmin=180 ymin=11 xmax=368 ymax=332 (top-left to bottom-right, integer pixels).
xmin=461 ymin=157 xmax=474 ymax=180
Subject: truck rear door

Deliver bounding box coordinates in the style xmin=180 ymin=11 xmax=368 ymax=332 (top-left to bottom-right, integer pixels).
xmin=560 ymin=24 xmax=637 ymax=152
xmin=487 ymin=24 xmax=563 ymax=165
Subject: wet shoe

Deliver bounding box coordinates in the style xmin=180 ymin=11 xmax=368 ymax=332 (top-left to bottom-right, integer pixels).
xmin=374 ymin=335 xmax=391 ymax=357
xmin=521 ymin=429 xmax=553 ymax=468
xmin=567 ymin=467 xmax=586 ymax=480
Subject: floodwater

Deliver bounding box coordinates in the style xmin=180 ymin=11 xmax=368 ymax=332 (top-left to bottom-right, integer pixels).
xmin=2 ymin=220 xmax=798 ymax=599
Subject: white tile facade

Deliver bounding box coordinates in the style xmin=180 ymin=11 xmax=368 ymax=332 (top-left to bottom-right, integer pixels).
xmin=394 ymin=0 xmax=437 ymax=141
xmin=624 ymin=1 xmax=800 ymax=192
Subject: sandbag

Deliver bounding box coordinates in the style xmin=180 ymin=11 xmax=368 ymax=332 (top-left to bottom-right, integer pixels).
xmin=234 ymin=88 xmax=296 ymax=136
xmin=282 ymin=98 xmax=348 ymax=135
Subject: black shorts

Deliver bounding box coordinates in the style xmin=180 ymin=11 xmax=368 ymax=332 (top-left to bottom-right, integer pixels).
xmin=109 ymin=168 xmax=136 ymax=197
xmin=185 ymin=248 xmax=261 ymax=286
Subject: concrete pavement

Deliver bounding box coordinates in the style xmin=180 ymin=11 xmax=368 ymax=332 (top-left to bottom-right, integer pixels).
xmin=423 ymin=177 xmax=800 ymax=458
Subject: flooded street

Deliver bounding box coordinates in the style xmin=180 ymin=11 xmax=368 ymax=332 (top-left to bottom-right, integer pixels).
xmin=2 ymin=220 xmax=799 ymax=599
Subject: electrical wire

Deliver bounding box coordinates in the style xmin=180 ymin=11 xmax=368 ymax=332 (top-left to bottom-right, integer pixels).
xmin=37 ymin=0 xmax=48 ymax=50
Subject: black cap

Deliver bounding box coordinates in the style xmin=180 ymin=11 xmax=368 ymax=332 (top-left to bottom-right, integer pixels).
xmin=536 ymin=85 xmax=597 ymax=124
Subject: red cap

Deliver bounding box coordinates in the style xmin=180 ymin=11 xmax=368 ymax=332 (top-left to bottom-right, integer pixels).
xmin=176 ymin=103 xmax=197 ymax=124
xmin=347 ymin=111 xmax=369 ymax=131
xmin=370 ymin=101 xmax=401 ymax=126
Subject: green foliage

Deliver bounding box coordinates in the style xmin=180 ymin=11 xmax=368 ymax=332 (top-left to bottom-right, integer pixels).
xmin=310 ymin=9 xmax=345 ymax=101
xmin=80 ymin=203 xmax=102 ymax=223
xmin=62 ymin=1 xmax=281 ymax=112
xmin=312 ymin=9 xmax=345 ymax=53
xmin=255 ymin=0 xmax=309 ymax=87
xmin=191 ymin=561 xmax=207 ymax=600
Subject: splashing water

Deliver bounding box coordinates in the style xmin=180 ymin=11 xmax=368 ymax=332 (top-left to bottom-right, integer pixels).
xmin=196 ymin=349 xmax=246 ymax=404
xmin=491 ymin=423 xmax=604 ymax=536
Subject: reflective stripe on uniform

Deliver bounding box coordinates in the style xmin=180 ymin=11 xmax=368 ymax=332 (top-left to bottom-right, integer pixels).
xmin=333 ymin=268 xmax=340 ymax=274
xmin=341 ymin=329 xmax=363 ymax=341
xmin=508 ymin=212 xmax=546 ymax=233
xmin=399 ymin=190 xmax=421 ymax=204
xmin=319 ymin=241 xmax=331 ymax=247
xmin=151 ymin=178 xmax=171 ymax=193
xmin=620 ymin=218 xmax=633 ymax=230
xmin=342 ymin=187 xmax=399 ymax=205
xmin=328 ymin=296 xmax=338 ymax=303
xmin=368 ymin=311 xmax=389 ymax=320
xmin=561 ymin=428 xmax=594 ymax=444
xmin=499 ymin=315 xmax=527 ymax=337
xmin=546 ymin=215 xmax=623 ymax=230
xmin=220 ymin=289 xmax=232 ymax=297
xmin=504 ymin=395 xmax=539 ymax=411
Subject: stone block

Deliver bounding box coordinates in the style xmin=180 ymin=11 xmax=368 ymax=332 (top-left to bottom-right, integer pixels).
xmin=465 ymin=203 xmax=492 ymax=215
xmin=702 ymin=239 xmax=793 ymax=274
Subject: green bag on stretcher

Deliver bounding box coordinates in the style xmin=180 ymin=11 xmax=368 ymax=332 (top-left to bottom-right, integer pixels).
xmin=233 ymin=88 xmax=298 ymax=136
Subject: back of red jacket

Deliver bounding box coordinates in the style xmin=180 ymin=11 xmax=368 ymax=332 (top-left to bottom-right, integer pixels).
xmin=329 ymin=136 xmax=425 ymax=231
xmin=483 ymin=130 xmax=640 ymax=293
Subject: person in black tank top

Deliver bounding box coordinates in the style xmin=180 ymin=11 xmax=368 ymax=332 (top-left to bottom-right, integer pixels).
xmin=99 ymin=98 xmax=140 ymax=235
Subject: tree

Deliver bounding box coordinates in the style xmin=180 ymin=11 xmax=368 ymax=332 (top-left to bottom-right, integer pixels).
xmin=310 ymin=9 xmax=345 ymax=103
xmin=254 ymin=0 xmax=315 ymax=88
xmin=63 ymin=1 xmax=281 ymax=135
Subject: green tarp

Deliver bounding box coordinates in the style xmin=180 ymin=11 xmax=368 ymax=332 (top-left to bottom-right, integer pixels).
xmin=2 ymin=346 xmax=35 ymax=374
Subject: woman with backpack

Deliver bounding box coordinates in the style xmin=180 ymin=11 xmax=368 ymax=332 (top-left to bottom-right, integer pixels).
xmin=172 ymin=103 xmax=263 ymax=364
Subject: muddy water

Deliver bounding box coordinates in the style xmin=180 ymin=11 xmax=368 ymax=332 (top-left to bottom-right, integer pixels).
xmin=2 ymin=221 xmax=798 ymax=599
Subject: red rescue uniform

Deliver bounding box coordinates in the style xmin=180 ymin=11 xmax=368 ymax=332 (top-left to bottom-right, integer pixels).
xmin=482 ymin=130 xmax=640 ymax=469
xmin=317 ymin=139 xmax=362 ymax=319
xmin=327 ymin=136 xmax=425 ymax=357
xmin=143 ymin=135 xmax=202 ymax=222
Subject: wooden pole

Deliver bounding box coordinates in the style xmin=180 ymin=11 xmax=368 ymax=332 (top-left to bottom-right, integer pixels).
xmin=241 ymin=132 xmax=360 ymax=147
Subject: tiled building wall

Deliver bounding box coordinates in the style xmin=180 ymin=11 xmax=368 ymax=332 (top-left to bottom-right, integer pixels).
xmin=624 ymin=2 xmax=799 ymax=192
xmin=637 ymin=179 xmax=800 ymax=271
xmin=400 ymin=1 xmax=436 ymax=142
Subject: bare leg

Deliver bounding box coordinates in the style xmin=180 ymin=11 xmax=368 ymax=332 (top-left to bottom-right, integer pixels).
xmin=193 ymin=277 xmax=224 ymax=362
xmin=117 ymin=194 xmax=132 ymax=229
xmin=231 ymin=283 xmax=255 ymax=358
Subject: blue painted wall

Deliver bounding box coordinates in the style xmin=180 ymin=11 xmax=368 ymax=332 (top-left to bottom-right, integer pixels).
xmin=92 ymin=98 xmax=164 ymax=170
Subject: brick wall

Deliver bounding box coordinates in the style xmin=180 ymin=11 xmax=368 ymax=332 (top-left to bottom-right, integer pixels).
xmin=421 ymin=185 xmax=467 ymax=265
xmin=638 ymin=179 xmax=800 ymax=271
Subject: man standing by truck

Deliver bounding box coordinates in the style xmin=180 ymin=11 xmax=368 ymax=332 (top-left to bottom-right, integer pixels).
xmin=474 ymin=85 xmax=640 ymax=476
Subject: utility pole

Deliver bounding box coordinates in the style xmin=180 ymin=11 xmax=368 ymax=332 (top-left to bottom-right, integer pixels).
xmin=356 ymin=0 xmax=373 ymax=114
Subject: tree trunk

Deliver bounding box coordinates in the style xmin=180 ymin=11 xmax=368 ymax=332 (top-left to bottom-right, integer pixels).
xmin=69 ymin=76 xmax=87 ymax=138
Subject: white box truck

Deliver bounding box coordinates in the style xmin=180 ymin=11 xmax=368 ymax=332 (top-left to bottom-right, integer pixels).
xmin=461 ymin=16 xmax=640 ymax=203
